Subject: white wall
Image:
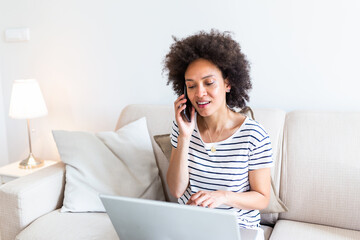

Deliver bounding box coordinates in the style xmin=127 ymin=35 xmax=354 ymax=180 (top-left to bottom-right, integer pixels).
xmin=0 ymin=0 xmax=359 ymax=164
xmin=0 ymin=70 xmax=9 ymax=165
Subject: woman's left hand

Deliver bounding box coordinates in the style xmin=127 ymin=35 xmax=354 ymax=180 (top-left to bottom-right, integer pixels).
xmin=187 ymin=190 xmax=227 ymax=208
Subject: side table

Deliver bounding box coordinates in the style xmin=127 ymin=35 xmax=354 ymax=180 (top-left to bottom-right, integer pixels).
xmin=0 ymin=160 xmax=58 ymax=185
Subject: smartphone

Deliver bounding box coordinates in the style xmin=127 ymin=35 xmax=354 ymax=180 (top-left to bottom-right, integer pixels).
xmin=182 ymin=85 xmax=192 ymax=122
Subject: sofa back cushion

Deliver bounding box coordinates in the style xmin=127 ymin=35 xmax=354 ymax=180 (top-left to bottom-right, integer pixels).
xmin=279 ymin=111 xmax=360 ymax=231
xmin=252 ymin=109 xmax=287 ymax=225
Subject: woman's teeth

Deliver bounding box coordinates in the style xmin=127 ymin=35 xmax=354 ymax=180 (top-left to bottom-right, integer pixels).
xmin=197 ymin=101 xmax=210 ymax=107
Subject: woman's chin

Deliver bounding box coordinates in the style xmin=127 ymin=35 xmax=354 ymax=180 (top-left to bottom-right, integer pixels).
xmin=195 ymin=108 xmax=212 ymax=117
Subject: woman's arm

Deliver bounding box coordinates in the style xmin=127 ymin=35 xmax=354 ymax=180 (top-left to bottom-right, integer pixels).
xmin=166 ymin=94 xmax=195 ymax=198
xmin=225 ymin=168 xmax=271 ymax=210
xmin=166 ymin=139 xmax=191 ymax=198
xmin=187 ymin=168 xmax=271 ymax=210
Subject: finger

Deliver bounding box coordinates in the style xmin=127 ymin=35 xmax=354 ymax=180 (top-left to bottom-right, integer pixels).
xmin=187 ymin=198 xmax=198 ymax=206
xmin=174 ymin=106 xmax=186 ymax=123
xmin=200 ymin=198 xmax=214 ymax=208
xmin=175 ymin=104 xmax=187 ymax=119
xmin=193 ymin=193 xmax=210 ymax=206
xmin=208 ymin=202 xmax=218 ymax=209
xmin=190 ymin=191 xmax=204 ymax=201
xmin=176 ymin=94 xmax=185 ymax=101
xmin=174 ymin=99 xmax=186 ymax=108
xmin=174 ymin=95 xmax=185 ymax=106
xmin=175 ymin=99 xmax=187 ymax=112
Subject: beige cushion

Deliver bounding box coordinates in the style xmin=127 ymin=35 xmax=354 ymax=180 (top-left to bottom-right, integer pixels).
xmin=153 ymin=134 xmax=172 ymax=161
xmin=279 ymin=111 xmax=360 ymax=230
xmin=17 ymin=210 xmax=274 ymax=240
xmin=241 ymin=107 xmax=288 ymax=216
xmin=270 ymin=220 xmax=360 ymax=240
xmin=115 ymin=104 xmax=177 ymax=203
xmin=53 ymin=117 xmax=165 ymax=212
xmin=261 ymin=225 xmax=273 ymax=240
xmin=251 ymin=109 xmax=287 ymax=225
xmin=154 ymin=134 xmax=287 ymax=214
xmin=16 ymin=210 xmax=118 ymax=240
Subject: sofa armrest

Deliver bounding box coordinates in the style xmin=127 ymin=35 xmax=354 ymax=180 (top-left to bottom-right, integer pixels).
xmin=0 ymin=162 xmax=65 ymax=240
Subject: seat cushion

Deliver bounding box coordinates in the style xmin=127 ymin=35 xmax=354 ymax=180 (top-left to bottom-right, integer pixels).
xmin=269 ymin=220 xmax=360 ymax=240
xmin=16 ymin=210 xmax=118 ymax=240
xmin=16 ymin=209 xmax=272 ymax=240
xmin=261 ymin=225 xmax=273 ymax=240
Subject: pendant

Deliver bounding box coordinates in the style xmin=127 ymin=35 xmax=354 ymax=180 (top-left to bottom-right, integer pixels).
xmin=211 ymin=146 xmax=216 ymax=153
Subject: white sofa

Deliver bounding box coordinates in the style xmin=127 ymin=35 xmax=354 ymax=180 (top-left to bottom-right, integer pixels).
xmin=1 ymin=104 xmax=359 ymax=240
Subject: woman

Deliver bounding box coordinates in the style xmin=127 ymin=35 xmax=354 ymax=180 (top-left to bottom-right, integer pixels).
xmin=163 ymin=30 xmax=273 ymax=239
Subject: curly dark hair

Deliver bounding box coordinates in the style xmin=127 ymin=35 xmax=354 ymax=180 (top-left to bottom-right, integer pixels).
xmin=163 ymin=29 xmax=252 ymax=109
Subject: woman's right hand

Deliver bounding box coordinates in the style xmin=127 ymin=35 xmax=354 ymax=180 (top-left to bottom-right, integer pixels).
xmin=174 ymin=94 xmax=196 ymax=139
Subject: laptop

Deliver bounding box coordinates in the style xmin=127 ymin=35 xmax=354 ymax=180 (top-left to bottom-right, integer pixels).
xmin=100 ymin=194 xmax=259 ymax=240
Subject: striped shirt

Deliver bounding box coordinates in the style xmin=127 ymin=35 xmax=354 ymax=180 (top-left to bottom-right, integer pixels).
xmin=170 ymin=115 xmax=273 ymax=229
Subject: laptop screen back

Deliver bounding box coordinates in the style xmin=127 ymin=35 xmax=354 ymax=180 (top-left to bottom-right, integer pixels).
xmin=100 ymin=194 xmax=245 ymax=240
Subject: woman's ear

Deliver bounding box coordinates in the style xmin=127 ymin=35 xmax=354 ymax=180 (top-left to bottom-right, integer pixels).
xmin=225 ymin=79 xmax=231 ymax=93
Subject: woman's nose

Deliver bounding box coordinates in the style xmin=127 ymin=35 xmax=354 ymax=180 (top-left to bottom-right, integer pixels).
xmin=195 ymin=85 xmax=206 ymax=98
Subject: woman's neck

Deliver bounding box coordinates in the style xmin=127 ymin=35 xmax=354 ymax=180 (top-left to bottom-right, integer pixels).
xmin=198 ymin=106 xmax=232 ymax=132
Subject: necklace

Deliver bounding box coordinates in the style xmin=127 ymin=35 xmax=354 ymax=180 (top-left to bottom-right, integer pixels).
xmin=203 ymin=120 xmax=226 ymax=153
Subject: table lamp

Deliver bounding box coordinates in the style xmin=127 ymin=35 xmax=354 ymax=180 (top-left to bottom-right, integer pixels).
xmin=9 ymin=79 xmax=48 ymax=169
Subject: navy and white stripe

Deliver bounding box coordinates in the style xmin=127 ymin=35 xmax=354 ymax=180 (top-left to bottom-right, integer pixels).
xmin=170 ymin=116 xmax=273 ymax=229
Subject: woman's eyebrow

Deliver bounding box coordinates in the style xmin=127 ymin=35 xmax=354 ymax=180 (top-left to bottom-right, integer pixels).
xmin=201 ymin=74 xmax=214 ymax=79
xmin=185 ymin=75 xmax=214 ymax=81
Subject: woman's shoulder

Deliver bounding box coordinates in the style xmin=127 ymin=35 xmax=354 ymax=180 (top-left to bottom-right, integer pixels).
xmin=239 ymin=117 xmax=270 ymax=142
xmin=244 ymin=117 xmax=267 ymax=130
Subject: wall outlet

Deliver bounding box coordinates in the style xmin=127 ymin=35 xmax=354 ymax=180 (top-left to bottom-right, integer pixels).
xmin=5 ymin=28 xmax=30 ymax=42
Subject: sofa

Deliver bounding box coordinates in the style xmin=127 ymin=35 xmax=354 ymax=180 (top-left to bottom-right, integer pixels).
xmin=0 ymin=104 xmax=359 ymax=240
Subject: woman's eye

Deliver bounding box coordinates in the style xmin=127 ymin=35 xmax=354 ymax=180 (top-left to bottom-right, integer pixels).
xmin=206 ymin=82 xmax=214 ymax=86
xmin=188 ymin=85 xmax=195 ymax=89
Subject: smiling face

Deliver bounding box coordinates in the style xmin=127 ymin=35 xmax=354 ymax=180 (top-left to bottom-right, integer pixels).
xmin=184 ymin=58 xmax=230 ymax=118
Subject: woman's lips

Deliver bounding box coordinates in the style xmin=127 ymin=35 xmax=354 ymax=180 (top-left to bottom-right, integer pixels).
xmin=197 ymin=101 xmax=211 ymax=108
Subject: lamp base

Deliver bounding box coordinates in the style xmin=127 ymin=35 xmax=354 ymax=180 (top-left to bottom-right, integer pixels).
xmin=19 ymin=153 xmax=44 ymax=169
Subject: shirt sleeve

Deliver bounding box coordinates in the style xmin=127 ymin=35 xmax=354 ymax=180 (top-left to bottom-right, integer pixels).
xmin=248 ymin=124 xmax=274 ymax=170
xmin=170 ymin=120 xmax=179 ymax=148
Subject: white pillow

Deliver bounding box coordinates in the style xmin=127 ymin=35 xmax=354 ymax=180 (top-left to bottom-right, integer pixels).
xmin=53 ymin=117 xmax=165 ymax=212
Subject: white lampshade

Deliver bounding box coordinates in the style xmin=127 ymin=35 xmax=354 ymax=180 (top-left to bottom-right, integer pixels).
xmin=9 ymin=79 xmax=48 ymax=119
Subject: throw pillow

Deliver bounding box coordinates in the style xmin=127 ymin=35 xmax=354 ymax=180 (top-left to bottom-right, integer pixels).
xmin=53 ymin=117 xmax=165 ymax=212
xmin=153 ymin=134 xmax=287 ymax=214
